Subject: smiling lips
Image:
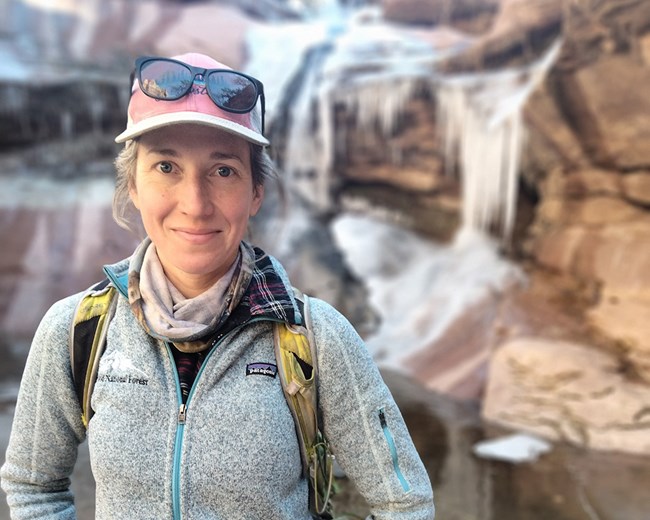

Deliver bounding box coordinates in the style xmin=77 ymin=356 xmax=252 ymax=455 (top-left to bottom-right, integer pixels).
xmin=173 ymin=227 xmax=220 ymax=244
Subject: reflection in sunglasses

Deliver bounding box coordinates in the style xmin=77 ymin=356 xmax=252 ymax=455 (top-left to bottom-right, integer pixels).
xmin=142 ymin=79 xmax=168 ymax=98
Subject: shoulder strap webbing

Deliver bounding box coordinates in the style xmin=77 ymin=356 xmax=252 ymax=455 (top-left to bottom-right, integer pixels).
xmin=274 ymin=290 xmax=335 ymax=519
xmin=69 ymin=279 xmax=118 ymax=428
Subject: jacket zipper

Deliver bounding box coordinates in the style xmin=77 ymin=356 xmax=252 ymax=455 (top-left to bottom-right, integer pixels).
xmin=167 ymin=318 xmax=276 ymax=520
xmin=378 ymin=407 xmax=412 ymax=493
xmin=167 ymin=342 xmax=185 ymax=520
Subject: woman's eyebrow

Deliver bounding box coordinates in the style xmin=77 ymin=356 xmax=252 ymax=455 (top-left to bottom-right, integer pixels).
xmin=210 ymin=151 xmax=244 ymax=162
xmin=146 ymin=147 xmax=179 ymax=157
xmin=144 ymin=149 xmax=244 ymax=163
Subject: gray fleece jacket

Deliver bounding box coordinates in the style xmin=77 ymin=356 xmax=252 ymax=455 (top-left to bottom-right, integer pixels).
xmin=1 ymin=245 xmax=434 ymax=519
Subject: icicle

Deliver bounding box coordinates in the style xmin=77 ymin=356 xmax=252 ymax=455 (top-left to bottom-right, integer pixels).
xmin=276 ymin=18 xmax=436 ymax=212
xmin=89 ymin=97 xmax=104 ymax=134
xmin=0 ymin=85 xmax=27 ymax=114
xmin=283 ymin=45 xmax=334 ymax=211
xmin=438 ymin=40 xmax=561 ymax=239
xmin=316 ymin=82 xmax=334 ymax=208
xmin=286 ymin=71 xmax=427 ymax=211
xmin=60 ymin=111 xmax=74 ymax=140
xmin=118 ymin=85 xmax=130 ymax=114
xmin=335 ymin=78 xmax=419 ymax=138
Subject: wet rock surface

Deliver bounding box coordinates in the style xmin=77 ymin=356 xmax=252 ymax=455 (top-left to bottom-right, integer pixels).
xmin=347 ymin=371 xmax=650 ymax=520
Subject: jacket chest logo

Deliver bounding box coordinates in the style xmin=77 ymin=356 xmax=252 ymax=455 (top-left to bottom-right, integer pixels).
xmin=246 ymin=362 xmax=277 ymax=378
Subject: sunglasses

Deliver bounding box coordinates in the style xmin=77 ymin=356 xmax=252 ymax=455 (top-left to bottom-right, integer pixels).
xmin=133 ymin=56 xmax=266 ymax=135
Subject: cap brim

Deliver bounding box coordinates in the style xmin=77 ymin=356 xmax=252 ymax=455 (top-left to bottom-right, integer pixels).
xmin=115 ymin=112 xmax=270 ymax=146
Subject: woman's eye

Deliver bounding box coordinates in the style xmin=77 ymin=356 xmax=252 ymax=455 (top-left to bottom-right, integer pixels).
xmin=217 ymin=166 xmax=233 ymax=178
xmin=157 ymin=161 xmax=174 ymax=174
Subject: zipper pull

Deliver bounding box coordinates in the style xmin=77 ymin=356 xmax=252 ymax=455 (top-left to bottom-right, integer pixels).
xmin=378 ymin=408 xmax=387 ymax=428
xmin=178 ymin=403 xmax=187 ymax=424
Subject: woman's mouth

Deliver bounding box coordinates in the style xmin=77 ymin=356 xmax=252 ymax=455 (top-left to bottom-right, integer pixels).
xmin=174 ymin=228 xmax=219 ymax=244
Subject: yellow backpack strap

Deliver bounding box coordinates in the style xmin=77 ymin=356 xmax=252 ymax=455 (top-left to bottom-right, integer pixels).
xmin=274 ymin=290 xmax=336 ymax=519
xmin=69 ymin=280 xmax=118 ymax=428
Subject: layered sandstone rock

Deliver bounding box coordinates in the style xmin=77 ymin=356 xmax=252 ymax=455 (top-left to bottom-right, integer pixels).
xmin=483 ymin=338 xmax=650 ymax=454
xmin=0 ymin=0 xmax=267 ymax=147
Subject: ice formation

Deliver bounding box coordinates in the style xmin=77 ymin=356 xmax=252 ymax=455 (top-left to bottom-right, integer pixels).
xmin=248 ymin=8 xmax=560 ymax=238
xmin=438 ymin=40 xmax=561 ymax=238
xmin=473 ymin=433 xmax=552 ymax=463
xmin=247 ymin=7 xmax=442 ymax=211
xmin=246 ymin=6 xmax=561 ymax=369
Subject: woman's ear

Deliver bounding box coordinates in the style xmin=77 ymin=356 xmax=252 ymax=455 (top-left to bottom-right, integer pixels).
xmin=129 ymin=183 xmax=140 ymax=210
xmin=250 ymin=185 xmax=264 ymax=217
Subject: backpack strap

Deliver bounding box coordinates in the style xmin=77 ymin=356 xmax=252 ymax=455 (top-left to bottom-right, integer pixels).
xmin=69 ymin=279 xmax=118 ymax=428
xmin=274 ymin=289 xmax=336 ymax=519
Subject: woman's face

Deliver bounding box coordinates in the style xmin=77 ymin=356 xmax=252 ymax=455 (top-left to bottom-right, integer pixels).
xmin=130 ymin=124 xmax=264 ymax=297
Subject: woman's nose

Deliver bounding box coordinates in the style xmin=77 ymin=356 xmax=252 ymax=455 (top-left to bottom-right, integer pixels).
xmin=178 ymin=175 xmax=214 ymax=217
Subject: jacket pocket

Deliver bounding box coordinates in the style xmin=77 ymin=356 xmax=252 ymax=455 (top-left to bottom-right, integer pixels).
xmin=377 ymin=407 xmax=412 ymax=493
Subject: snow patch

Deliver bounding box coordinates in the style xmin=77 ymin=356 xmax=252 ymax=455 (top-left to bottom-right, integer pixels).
xmin=473 ymin=433 xmax=553 ymax=463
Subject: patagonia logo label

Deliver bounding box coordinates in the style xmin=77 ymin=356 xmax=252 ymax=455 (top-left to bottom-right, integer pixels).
xmin=246 ymin=362 xmax=277 ymax=378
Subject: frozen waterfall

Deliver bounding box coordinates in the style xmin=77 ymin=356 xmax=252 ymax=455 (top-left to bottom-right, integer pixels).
xmin=247 ymin=10 xmax=560 ymax=239
xmin=246 ymin=6 xmax=560 ymax=371
xmin=247 ymin=7 xmax=443 ymax=211
xmin=438 ymin=40 xmax=561 ymax=238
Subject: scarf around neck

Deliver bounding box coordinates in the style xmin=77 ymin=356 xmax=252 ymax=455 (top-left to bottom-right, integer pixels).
xmin=123 ymin=238 xmax=301 ymax=353
xmin=139 ymin=243 xmax=240 ymax=341
xmin=127 ymin=239 xmax=254 ymax=353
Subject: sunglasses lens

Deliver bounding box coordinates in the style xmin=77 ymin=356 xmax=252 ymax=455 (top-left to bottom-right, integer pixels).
xmin=206 ymin=72 xmax=258 ymax=111
xmin=139 ymin=60 xmax=193 ymax=100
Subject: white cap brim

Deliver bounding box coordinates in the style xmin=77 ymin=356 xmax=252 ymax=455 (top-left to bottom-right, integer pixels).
xmin=115 ymin=111 xmax=269 ymax=146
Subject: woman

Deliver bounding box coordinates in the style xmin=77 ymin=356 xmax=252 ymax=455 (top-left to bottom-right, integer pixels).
xmin=1 ymin=53 xmax=434 ymax=519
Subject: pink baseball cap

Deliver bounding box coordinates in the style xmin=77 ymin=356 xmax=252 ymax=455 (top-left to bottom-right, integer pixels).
xmin=115 ymin=53 xmax=269 ymax=146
